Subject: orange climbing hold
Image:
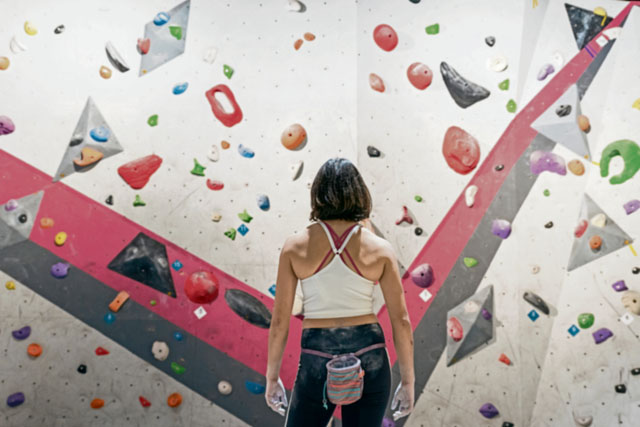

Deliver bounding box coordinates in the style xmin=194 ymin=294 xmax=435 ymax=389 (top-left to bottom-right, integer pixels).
xmin=167 ymin=392 xmax=182 ymax=407
xmin=221 ymin=140 xmax=230 ymax=149
xmin=90 ymin=398 xmax=104 ymax=409
xmin=294 ymin=39 xmax=303 ymax=50
xmin=27 ymin=343 xmax=42 ymax=358
xmin=73 ymin=147 xmax=104 ymax=167
xmin=568 ymin=159 xmax=585 ymax=176
xmin=304 ymin=32 xmax=315 ymax=41
xmin=109 ymin=291 xmax=130 ymax=312
xmin=40 ymin=217 xmax=54 ymax=228
xmin=577 ymin=114 xmax=591 ymax=133
xmin=369 ymin=73 xmax=385 ymax=92
xmin=589 ymin=235 xmax=602 ymax=250
xmin=281 ymin=124 xmax=307 ymax=150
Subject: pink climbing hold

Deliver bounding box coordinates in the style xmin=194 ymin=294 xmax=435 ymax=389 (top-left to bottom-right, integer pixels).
xmin=574 ymin=219 xmax=588 ymax=238
xmin=369 ymin=73 xmax=385 ymax=92
xmin=117 ymin=154 xmax=163 ymax=189
xmin=407 ymin=62 xmax=433 ymax=90
xmin=137 ymin=38 xmax=150 ymax=55
xmin=529 ymin=151 xmax=566 ymax=175
xmin=0 ymin=116 xmax=15 ymax=135
xmin=395 ymin=205 xmax=413 ymax=225
xmin=184 ymin=271 xmax=220 ymax=304
xmin=442 ymin=126 xmax=480 ymax=175
xmin=447 ymin=317 xmax=463 ymax=342
xmin=373 ymin=24 xmax=398 ymax=52
xmin=410 ymin=263 xmax=434 ymax=288
xmin=205 ymin=84 xmax=243 ymax=128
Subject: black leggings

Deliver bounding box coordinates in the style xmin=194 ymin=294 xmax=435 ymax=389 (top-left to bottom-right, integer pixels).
xmin=284 ymin=323 xmax=391 ymax=427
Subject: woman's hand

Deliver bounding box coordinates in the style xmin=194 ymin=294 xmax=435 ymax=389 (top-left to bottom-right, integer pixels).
xmin=265 ymin=377 xmax=288 ymax=416
xmin=391 ymin=382 xmax=414 ymax=420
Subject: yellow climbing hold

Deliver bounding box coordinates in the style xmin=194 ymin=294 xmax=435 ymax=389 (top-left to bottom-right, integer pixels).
xmin=5 ymin=281 xmax=16 ymax=290
xmin=24 ymin=21 xmax=38 ymax=36
xmin=54 ymin=231 xmax=67 ymax=246
xmin=632 ymin=98 xmax=640 ymax=110
xmin=0 ymin=57 xmax=9 ymax=70
xmin=99 ymin=66 xmax=112 ymax=79
xmin=629 ymin=243 xmax=637 ymax=257
xmin=593 ymin=7 xmax=607 ymax=26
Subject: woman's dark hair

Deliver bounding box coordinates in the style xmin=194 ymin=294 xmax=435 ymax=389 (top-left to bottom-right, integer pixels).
xmin=309 ymin=157 xmax=372 ymax=222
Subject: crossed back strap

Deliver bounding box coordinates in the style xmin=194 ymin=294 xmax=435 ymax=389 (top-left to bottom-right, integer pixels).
xmin=301 ymin=342 xmax=386 ymax=359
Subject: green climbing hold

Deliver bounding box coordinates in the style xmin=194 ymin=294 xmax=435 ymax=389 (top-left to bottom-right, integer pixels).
xmin=169 ymin=26 xmax=182 ymax=40
xmin=224 ymin=228 xmax=237 ymax=240
xmin=415 ymin=195 xmax=423 ymax=202
xmin=191 ymin=158 xmax=206 ymax=176
xmin=425 ymin=23 xmax=439 ymax=35
xmin=133 ymin=195 xmax=146 ymax=207
xmin=150 ymin=300 xmax=157 ymax=306
xmin=543 ymin=189 xmax=550 ymax=197
xmin=463 ymin=257 xmax=478 ymax=268
xmin=238 ymin=209 xmax=253 ymax=223
xmin=171 ymin=362 xmax=186 ymax=375
xmin=498 ymin=79 xmax=509 ymax=91
xmin=577 ymin=313 xmax=594 ymax=329
xmin=599 ymin=139 xmax=640 ymax=185
xmin=223 ymin=64 xmax=234 ymax=79
xmin=148 ymin=114 xmax=158 ymax=127
xmin=506 ymin=99 xmax=517 ymax=113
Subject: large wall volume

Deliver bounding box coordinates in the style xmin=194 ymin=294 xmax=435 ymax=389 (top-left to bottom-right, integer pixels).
xmin=1 ymin=1 xmax=639 ymax=427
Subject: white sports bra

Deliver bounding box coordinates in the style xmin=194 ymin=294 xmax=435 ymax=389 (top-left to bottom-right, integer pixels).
xmin=300 ymin=221 xmax=376 ymax=319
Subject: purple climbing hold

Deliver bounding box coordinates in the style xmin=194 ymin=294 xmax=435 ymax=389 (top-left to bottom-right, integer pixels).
xmin=4 ymin=199 xmax=18 ymax=211
xmin=382 ymin=417 xmax=396 ymax=427
xmin=537 ymin=63 xmax=555 ymax=81
xmin=592 ymin=327 xmax=613 ymax=344
xmin=482 ymin=308 xmax=492 ymax=320
xmin=410 ymin=263 xmax=434 ymax=288
xmin=530 ymin=150 xmax=567 ymax=175
xmin=12 ymin=326 xmax=31 ymax=340
xmin=624 ymin=199 xmax=640 ymax=215
xmin=491 ymin=219 xmax=512 ymax=239
xmin=612 ymin=280 xmax=628 ymax=292
xmin=479 ymin=402 xmax=499 ymax=418
xmin=51 ymin=262 xmax=70 ymax=279
xmin=6 ymin=392 xmax=25 ymax=407
xmin=0 ymin=115 xmax=16 ymax=135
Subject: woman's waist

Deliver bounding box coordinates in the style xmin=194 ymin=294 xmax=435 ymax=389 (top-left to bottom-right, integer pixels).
xmin=300 ymin=320 xmax=385 ymax=354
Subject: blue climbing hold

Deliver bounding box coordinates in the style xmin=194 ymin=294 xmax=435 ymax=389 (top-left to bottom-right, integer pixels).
xmin=172 ymin=260 xmax=183 ymax=271
xmin=153 ymin=12 xmax=170 ymax=26
xmin=90 ymin=126 xmax=110 ymax=142
xmin=238 ymin=144 xmax=255 ymax=158
xmin=173 ymin=82 xmax=188 ymax=95
xmin=568 ymin=325 xmax=579 ymax=336
xmin=104 ymin=313 xmax=116 ymax=324
xmin=528 ymin=309 xmax=539 ymax=322
xmin=174 ymin=331 xmax=184 ymax=341
xmin=257 ymin=194 xmax=270 ymax=211
xmin=245 ymin=381 xmax=266 ymax=394
xmin=269 ymin=284 xmax=276 ymax=296
xmin=237 ymin=223 xmax=249 ymax=236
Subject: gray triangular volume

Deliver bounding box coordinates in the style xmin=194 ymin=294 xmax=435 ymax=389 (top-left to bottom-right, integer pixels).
xmin=0 ymin=191 xmax=44 ymax=250
xmin=565 ymin=3 xmax=613 ymax=50
xmin=567 ymin=194 xmax=633 ymax=271
xmin=53 ymin=97 xmax=123 ymax=182
xmin=446 ymin=285 xmax=494 ymax=366
xmin=531 ymin=84 xmax=590 ymax=159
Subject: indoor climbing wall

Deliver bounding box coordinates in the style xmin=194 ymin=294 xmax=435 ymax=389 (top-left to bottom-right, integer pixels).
xmin=1 ymin=1 xmax=640 ymax=427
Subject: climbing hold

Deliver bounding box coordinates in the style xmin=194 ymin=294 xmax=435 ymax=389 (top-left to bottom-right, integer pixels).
xmin=118 ymin=154 xmax=163 ymax=189
xmin=537 ymin=63 xmax=554 ymax=81
xmin=257 ymin=194 xmax=270 ymax=211
xmin=465 ymin=185 xmax=478 ymax=207
xmin=556 ymin=105 xmax=572 ymax=117
xmin=173 ymin=332 xmax=183 ymax=341
xmin=281 ymin=123 xmax=307 ymax=150
xmin=407 ymin=62 xmax=433 ymax=90
xmin=147 ymin=114 xmax=158 ymax=127
xmin=237 ymin=224 xmax=249 ymax=236
xmin=238 ymin=144 xmax=254 ymax=158
xmin=487 ymin=55 xmax=508 ymax=72
xmin=171 ymin=362 xmax=186 ymax=375
xmin=599 ymin=139 xmax=640 ymax=185
xmin=73 ymin=147 xmax=104 ymax=167
xmin=225 ymin=288 xmax=272 ymax=328
xmin=414 ymin=195 xmax=423 ymax=202
xmin=495 ymin=164 xmax=504 ymax=171
xmin=205 ymin=84 xmax=243 ymax=128
xmin=447 ymin=317 xmax=463 ymax=342
xmin=154 ymin=11 xmax=170 ymax=26
xmin=150 ymin=300 xmax=157 ymax=306
xmin=622 ymin=291 xmax=640 ymax=315
xmin=544 ymin=221 xmax=553 ymax=229
xmin=54 ymin=232 xmax=67 ymax=246
xmin=289 ymin=160 xmax=303 ymax=181
xmin=151 ymin=341 xmax=169 ymax=361
xmin=529 ymin=150 xmax=566 ymax=175
xmin=207 ymin=145 xmax=220 ymax=162
xmin=105 ymin=41 xmax=129 ymax=73
xmin=543 ymin=189 xmax=550 ymax=197
xmin=0 ymin=116 xmax=16 ymax=136
xmin=7 ymin=392 xmax=25 ymax=408
xmin=95 ymin=346 xmax=109 ymax=356
xmin=442 ymin=126 xmax=480 ymax=175
xmin=89 ymin=126 xmax=110 ymax=143
xmin=4 ymin=201 xmax=17 ymax=212
xmin=185 ymin=271 xmax=219 ymax=304
xmin=574 ymin=219 xmax=588 ymax=238
xmin=238 ymin=210 xmax=253 ymax=223
xmin=24 ymin=21 xmax=38 ymax=36
xmin=77 ymin=364 xmax=87 ymax=374
xmin=245 ymin=381 xmax=266 ymax=394
xmin=527 ymin=309 xmax=539 ymax=322
xmin=498 ymin=79 xmax=509 ymax=91
xmin=205 ymin=179 xmax=224 ymax=191
xmin=592 ymin=327 xmax=613 ymax=344
xmin=12 ymin=326 xmax=31 ymax=340
xmin=615 ymin=384 xmax=626 ymax=394
xmin=268 ymin=284 xmax=276 ymax=296
xmin=5 ymin=281 xmax=16 ymax=290
xmin=593 ymin=7 xmax=607 ymax=26
xmin=194 ymin=306 xmax=207 ymax=319
xmin=133 ymin=195 xmax=146 ymax=207
xmin=632 ymin=368 xmax=640 ymax=376
xmin=577 ymin=115 xmax=590 ymax=133
xmin=498 ymin=353 xmax=511 ymax=365
xmin=0 ymin=56 xmax=9 ymax=70
xmin=491 ymin=219 xmax=512 ymax=239
xmin=223 ymin=64 xmax=234 ymax=79
xmin=523 ymin=291 xmax=549 ymax=315
xmin=425 ymin=23 xmax=439 ymax=35
xmin=286 ymin=0 xmax=306 ymax=12
xmin=373 ymin=24 xmax=398 ymax=52
xmin=506 ymin=99 xmax=517 ymax=113
xmin=568 ymin=159 xmax=585 ymax=176
xmin=99 ymin=66 xmax=112 ymax=79
xmin=105 ymin=195 xmax=113 ymax=205
xmin=590 ymin=213 xmax=607 ymax=228
xmin=367 ymin=73 xmax=385 ymax=93
xmin=633 ymin=98 xmax=640 ymax=110
xmin=104 ymin=313 xmax=116 ymax=324
xmin=633 ymin=267 xmax=640 ymax=275
xmin=139 ymin=396 xmax=151 ymax=407
xmin=191 ymin=158 xmax=206 ymax=176
xmin=574 ymin=415 xmax=593 ymax=426
xmin=90 ymin=398 xmax=104 ymax=409
xmin=481 ymin=308 xmax=492 ymax=320
xmin=440 ymin=62 xmax=490 ymax=108
xmin=224 ymin=228 xmax=236 ymax=240
xmin=578 ymin=313 xmax=594 ymax=329
xmin=589 ymin=235 xmax=602 ymax=250
xmin=395 ymin=205 xmax=413 ymax=225
xmin=9 ymin=36 xmax=27 ymax=54
xmin=137 ymin=38 xmax=150 ymax=54
xmin=218 ymin=380 xmax=232 ymax=395
xmin=568 ymin=325 xmax=579 ymax=336
xmin=54 ymin=25 xmax=65 ymax=34
xmin=167 ymin=392 xmax=182 ymax=407
xmin=172 ymin=82 xmax=188 ymax=95
xmin=169 ymin=26 xmax=182 ymax=40
xmin=211 ymin=213 xmax=222 ymax=222
xmin=479 ymin=403 xmax=499 ymax=419
xmin=109 ymin=291 xmax=130 ymax=312
xmin=367 ymin=146 xmax=381 ymax=157
xmin=410 ymin=263 xmax=434 ymax=288
xmin=304 ymin=32 xmax=315 ymax=41
xmin=382 ymin=418 xmax=396 ymax=427
xmin=294 ymin=39 xmax=303 ymax=50
xmin=502 ymin=423 xmax=515 ymax=427
xmin=463 ymin=257 xmax=478 ymax=268
xmin=51 ymin=262 xmax=70 ymax=279
xmin=415 ymin=227 xmax=423 ymax=236
xmin=624 ymin=199 xmax=640 ymax=215
xmin=485 ymin=36 xmax=495 ymax=47
xmin=203 ymin=46 xmax=218 ymax=64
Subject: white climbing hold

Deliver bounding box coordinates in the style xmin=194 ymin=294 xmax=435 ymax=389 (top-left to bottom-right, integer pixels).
xmin=286 ymin=0 xmax=304 ymax=12
xmin=603 ymin=27 xmax=621 ymax=40
xmin=590 ymin=213 xmax=607 ymax=228
xmin=487 ymin=55 xmax=508 ymax=72
xmin=194 ymin=306 xmax=207 ymax=319
xmin=465 ymin=185 xmax=478 ymax=207
xmin=151 ymin=341 xmax=170 ymax=361
xmin=218 ymin=380 xmax=233 ymax=395
xmin=9 ymin=36 xmax=27 ymax=54
xmin=211 ymin=212 xmax=222 ymax=222
xmin=419 ymin=289 xmax=432 ymax=302
xmin=532 ymin=265 xmax=540 ymax=274
xmin=291 ymin=160 xmax=303 ymax=180
xmin=551 ymin=51 xmax=564 ymax=70
xmin=207 ymin=145 xmax=220 ymax=162
xmin=203 ymin=47 xmax=218 ymax=64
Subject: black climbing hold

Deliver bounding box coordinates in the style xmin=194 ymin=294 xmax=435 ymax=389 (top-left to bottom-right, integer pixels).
xmin=632 ymin=267 xmax=640 ymax=275
xmin=107 ymin=232 xmax=176 ymax=297
xmin=54 ymin=25 xmax=65 ymax=34
xmin=105 ymin=195 xmax=114 ymax=205
xmin=485 ymin=36 xmax=495 ymax=47
xmin=565 ymin=4 xmax=613 ymax=50
xmin=502 ymin=423 xmax=515 ymax=427
xmin=440 ymin=62 xmax=490 ymax=109
xmin=555 ymin=104 xmax=572 ymax=117
xmin=77 ymin=364 xmax=87 ymax=374
xmin=224 ymin=288 xmax=272 ymax=329
xmin=415 ymin=227 xmax=423 ymax=236
xmin=631 ymin=367 xmax=640 ymax=376
xmin=495 ymin=164 xmax=504 ymax=171
xmin=367 ymin=146 xmax=381 ymax=157
xmin=523 ymin=291 xmax=550 ymax=315
xmin=69 ymin=135 xmax=83 ymax=147
xmin=409 ymin=0 xmax=420 ymax=3
xmin=545 ymin=221 xmax=553 ymax=229
xmin=18 ymin=214 xmax=27 ymax=223
xmin=615 ymin=384 xmax=627 ymax=394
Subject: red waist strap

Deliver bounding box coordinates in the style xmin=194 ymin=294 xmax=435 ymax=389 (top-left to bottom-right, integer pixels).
xmin=301 ymin=343 xmax=386 ymax=359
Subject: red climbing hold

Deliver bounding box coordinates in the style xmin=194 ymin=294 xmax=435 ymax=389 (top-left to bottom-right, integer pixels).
xmin=407 ymin=62 xmax=433 ymax=90
xmin=205 ymin=84 xmax=243 ymax=128
xmin=574 ymin=219 xmax=588 ymax=238
xmin=206 ymin=179 xmax=224 ymax=191
xmin=395 ymin=205 xmax=413 ymax=225
xmin=139 ymin=396 xmax=151 ymax=407
xmin=447 ymin=317 xmax=463 ymax=342
xmin=499 ymin=353 xmax=511 ymax=365
xmin=442 ymin=126 xmax=480 ymax=175
xmin=373 ymin=24 xmax=398 ymax=52
xmin=95 ymin=346 xmax=109 ymax=356
xmin=117 ymin=154 xmax=163 ymax=189
xmin=185 ymin=271 xmax=220 ymax=304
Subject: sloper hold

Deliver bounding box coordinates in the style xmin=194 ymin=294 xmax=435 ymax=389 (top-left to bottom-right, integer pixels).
xmin=523 ymin=291 xmax=550 ymax=315
xmin=107 ymin=232 xmax=176 ymax=297
xmin=224 ymin=289 xmax=272 ymax=328
xmin=446 ymin=285 xmax=494 ymax=366
xmin=0 ymin=191 xmax=43 ymax=251
xmin=117 ymin=155 xmax=163 ymax=189
xmin=567 ymin=194 xmax=633 ymax=271
xmin=565 ymin=3 xmax=613 ymax=50
xmin=440 ymin=62 xmax=490 ymax=108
